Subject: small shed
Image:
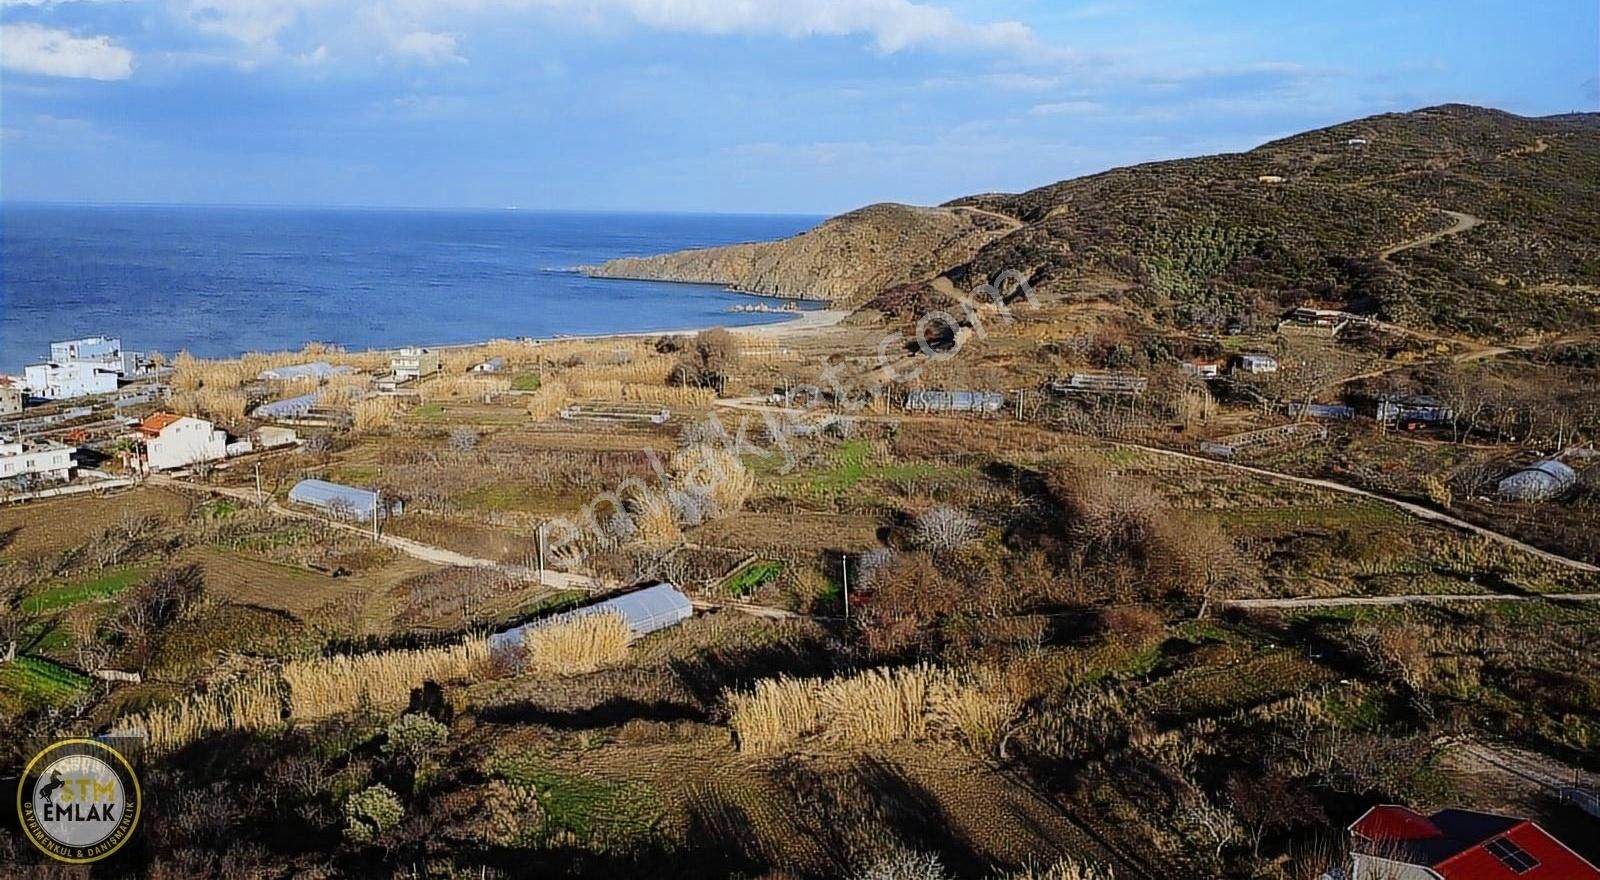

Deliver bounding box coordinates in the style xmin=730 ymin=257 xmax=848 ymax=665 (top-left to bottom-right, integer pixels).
xmin=470 ymin=357 xmax=505 ymax=374
xmin=903 ymin=390 xmax=1004 ymax=413
xmin=256 ymin=426 xmax=299 ymax=449
xmin=287 ymin=479 xmax=398 ymax=522
xmin=1498 ymin=460 xmax=1578 ymax=502
xmin=252 ymin=392 xmax=319 ymax=420
xmin=1237 ymin=354 xmax=1280 ymax=375
xmin=488 ymin=583 xmax=694 ymax=653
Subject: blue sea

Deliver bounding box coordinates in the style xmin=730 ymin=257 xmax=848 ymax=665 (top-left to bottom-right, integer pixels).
xmin=0 ymin=204 xmax=822 ymax=373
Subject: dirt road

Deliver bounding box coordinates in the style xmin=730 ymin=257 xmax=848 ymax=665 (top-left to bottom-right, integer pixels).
xmin=1379 ymin=209 xmax=1484 ymax=259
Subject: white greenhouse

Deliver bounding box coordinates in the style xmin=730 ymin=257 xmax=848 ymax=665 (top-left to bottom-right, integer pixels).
xmin=488 ymin=583 xmax=694 ymax=653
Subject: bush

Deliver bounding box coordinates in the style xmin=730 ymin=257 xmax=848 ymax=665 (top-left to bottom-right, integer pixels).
xmin=382 ymin=712 xmax=449 ymax=771
xmin=911 ymin=506 xmax=982 ymax=552
xmin=343 ymin=784 xmax=404 ymax=843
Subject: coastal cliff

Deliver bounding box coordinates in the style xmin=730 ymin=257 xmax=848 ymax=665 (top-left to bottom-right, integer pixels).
xmin=585 ymin=202 xmax=1017 ymax=308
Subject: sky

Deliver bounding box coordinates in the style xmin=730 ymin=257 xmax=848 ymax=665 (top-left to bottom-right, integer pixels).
xmin=2 ymin=0 xmax=1597 ymax=214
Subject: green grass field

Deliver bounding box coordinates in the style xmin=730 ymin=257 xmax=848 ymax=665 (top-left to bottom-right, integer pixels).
xmin=0 ymin=656 xmax=92 ymax=707
xmin=725 ymin=560 xmax=783 ymax=597
xmin=511 ymin=373 xmax=542 ymax=392
xmin=23 ymin=566 xmax=152 ymax=613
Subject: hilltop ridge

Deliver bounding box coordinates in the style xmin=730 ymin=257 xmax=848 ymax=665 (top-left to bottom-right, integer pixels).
xmin=588 ymin=104 xmax=1600 ymax=339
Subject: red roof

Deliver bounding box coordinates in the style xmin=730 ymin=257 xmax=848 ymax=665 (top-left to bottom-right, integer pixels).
xmin=1435 ymin=821 xmax=1600 ymax=880
xmin=1351 ymin=806 xmax=1600 ymax=880
xmin=137 ymin=412 xmax=184 ymax=436
xmin=1351 ymin=806 xmax=1443 ymax=841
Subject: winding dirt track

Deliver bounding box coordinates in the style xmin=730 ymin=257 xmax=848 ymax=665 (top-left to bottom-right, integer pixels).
xmin=1379 ymin=209 xmax=1484 ymax=259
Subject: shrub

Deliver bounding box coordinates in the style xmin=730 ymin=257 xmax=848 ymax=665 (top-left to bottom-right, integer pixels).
xmin=671 ymin=444 xmax=754 ymax=514
xmin=854 ymin=848 xmax=951 ymax=880
xmin=523 ymin=612 xmax=630 ymax=675
xmin=382 ymin=712 xmax=449 ymax=771
xmin=343 ymin=785 xmax=404 ymax=843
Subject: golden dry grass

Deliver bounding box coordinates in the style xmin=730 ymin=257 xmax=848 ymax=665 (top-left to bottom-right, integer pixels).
xmin=565 ymin=380 xmax=715 ymax=407
xmin=725 ymin=664 xmax=1020 ymax=755
xmin=118 ymin=675 xmax=284 ymax=754
xmin=629 ymin=490 xmax=682 ymax=544
xmin=283 ymin=638 xmax=490 ymax=722
xmin=672 ymin=444 xmax=754 ymax=512
xmin=168 ymin=387 xmax=248 ymax=423
xmin=172 ymin=346 xmax=384 ymax=393
xmin=522 ymin=612 xmax=630 ymax=674
xmin=353 ymin=396 xmax=403 ymax=431
xmin=525 ymin=378 xmax=570 ymax=420
xmin=560 ymin=355 xmax=674 ymax=386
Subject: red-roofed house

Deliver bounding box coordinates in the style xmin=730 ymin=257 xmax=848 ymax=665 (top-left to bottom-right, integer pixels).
xmin=1342 ymin=805 xmax=1600 ymax=880
xmin=132 ymin=413 xmax=227 ymax=472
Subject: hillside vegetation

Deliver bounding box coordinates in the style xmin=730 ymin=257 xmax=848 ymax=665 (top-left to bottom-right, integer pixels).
xmin=593 ymin=105 xmax=1600 ymax=338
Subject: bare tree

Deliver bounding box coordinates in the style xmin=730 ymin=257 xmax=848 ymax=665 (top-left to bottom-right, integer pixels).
xmin=911 ymin=505 xmax=982 ymax=552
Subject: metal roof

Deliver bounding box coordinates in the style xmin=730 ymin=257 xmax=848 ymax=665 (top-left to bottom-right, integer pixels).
xmin=253 ymin=392 xmax=318 ymax=418
xmin=1499 ymin=460 xmax=1579 ymax=501
xmin=488 ymin=583 xmax=694 ymax=653
xmin=258 ymin=362 xmax=350 ymax=381
xmin=904 ymin=390 xmax=1005 ymax=412
xmin=288 ymin=479 xmax=381 ymax=519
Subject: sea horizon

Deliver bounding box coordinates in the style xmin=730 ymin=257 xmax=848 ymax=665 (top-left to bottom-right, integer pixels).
xmin=0 ymin=203 xmax=823 ymax=373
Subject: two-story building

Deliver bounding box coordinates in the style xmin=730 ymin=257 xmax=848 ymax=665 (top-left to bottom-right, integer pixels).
xmin=133 ymin=413 xmax=228 ymax=472
xmin=23 ymin=361 xmax=121 ymax=400
xmin=0 ymin=439 xmax=76 ymax=483
xmin=391 ymin=347 xmax=440 ymax=381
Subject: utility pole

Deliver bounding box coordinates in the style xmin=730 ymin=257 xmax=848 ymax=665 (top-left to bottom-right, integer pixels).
xmin=372 ymin=490 xmax=381 ymax=540
xmin=537 ymin=523 xmax=546 ymax=586
xmin=254 ymin=462 xmax=263 ymax=506
xmin=841 ymin=553 xmax=850 ymax=622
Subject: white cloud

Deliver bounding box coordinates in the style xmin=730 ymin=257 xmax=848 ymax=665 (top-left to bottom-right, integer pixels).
xmin=390 ymin=30 xmax=463 ymax=64
xmin=1032 ymin=100 xmax=1103 ymax=115
xmin=167 ymin=0 xmax=1037 ymax=59
xmin=1 ymin=23 xmax=134 ymax=79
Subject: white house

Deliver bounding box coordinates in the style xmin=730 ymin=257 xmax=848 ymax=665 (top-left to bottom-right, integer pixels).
xmin=0 ymin=439 xmax=76 ymax=483
xmin=23 ymin=361 xmax=120 ymax=400
xmin=1237 ymin=354 xmax=1280 ymax=375
xmin=469 ymin=357 xmax=505 ymax=374
xmin=1182 ymin=361 xmax=1222 ymax=380
xmin=134 ymin=412 xmax=228 ymax=472
xmin=49 ymin=336 xmax=151 ymax=377
xmin=391 ymin=347 xmax=440 ymax=381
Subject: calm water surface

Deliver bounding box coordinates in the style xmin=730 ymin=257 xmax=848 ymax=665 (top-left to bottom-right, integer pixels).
xmin=0 ymin=204 xmax=821 ymax=372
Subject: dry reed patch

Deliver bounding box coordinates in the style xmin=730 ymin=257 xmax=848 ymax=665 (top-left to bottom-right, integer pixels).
xmin=353 ymin=397 xmax=402 ymax=431
xmin=565 ymin=380 xmax=714 ymax=407
xmin=118 ymin=675 xmax=285 ymax=754
xmin=283 ymin=638 xmax=490 ymax=721
xmin=523 ymin=612 xmax=630 ymax=675
xmin=168 ymin=387 xmax=249 ymax=423
xmin=525 ymin=378 xmax=571 ymax=420
xmin=725 ymin=664 xmax=1019 ymax=756
xmin=629 ymin=490 xmax=682 ymax=544
xmin=672 ymin=445 xmax=754 ymax=513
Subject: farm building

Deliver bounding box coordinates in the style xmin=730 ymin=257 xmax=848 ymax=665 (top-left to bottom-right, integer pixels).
xmin=391 ymin=347 xmax=440 ymax=381
xmin=469 ymin=357 xmax=505 ymax=374
xmin=287 ymin=479 xmax=399 ymax=522
xmin=1182 ymin=361 xmax=1222 ymax=380
xmin=488 ymin=583 xmax=694 ymax=654
xmin=1257 ymin=175 xmax=1286 ymax=184
xmin=134 ymin=413 xmax=228 ymax=472
xmin=560 ymin=402 xmax=671 ymax=425
xmin=1376 ymin=395 xmax=1454 ymax=426
xmin=903 ymin=390 xmax=1004 ymax=413
xmin=257 ymin=362 xmax=350 ymax=382
xmin=1052 ymin=373 xmax=1149 ymax=396
xmin=0 ymin=439 xmax=76 ymax=483
xmin=1284 ymin=402 xmax=1355 ymax=420
xmin=252 ymin=392 xmax=319 ymax=420
xmin=1498 ymin=460 xmax=1579 ymax=502
xmin=1236 ymin=354 xmax=1279 ymax=375
xmin=255 ymin=426 xmax=299 ymax=449
xmin=0 ymin=380 xmax=21 ymax=416
xmin=23 ymin=361 xmax=120 ymax=400
xmin=1344 ymin=805 xmax=1600 ymax=880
